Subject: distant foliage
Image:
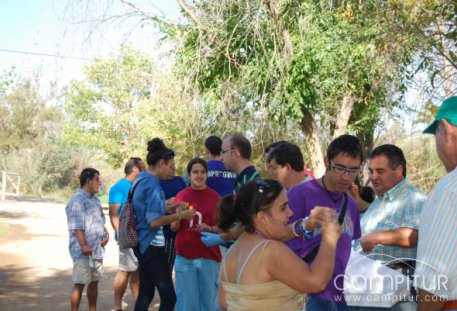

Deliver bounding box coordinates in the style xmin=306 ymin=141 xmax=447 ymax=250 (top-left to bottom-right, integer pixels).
xmin=0 ymin=71 xmax=79 ymax=195
xmin=376 ymin=126 xmax=446 ymax=194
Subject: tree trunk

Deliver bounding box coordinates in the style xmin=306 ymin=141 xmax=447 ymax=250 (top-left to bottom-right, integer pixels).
xmin=357 ymin=129 xmax=374 ymax=185
xmin=332 ymin=95 xmax=356 ymax=140
xmin=300 ymin=109 xmax=325 ymax=177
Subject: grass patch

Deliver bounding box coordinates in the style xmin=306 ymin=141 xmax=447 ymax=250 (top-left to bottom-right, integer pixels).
xmin=0 ymin=222 xmax=9 ymax=238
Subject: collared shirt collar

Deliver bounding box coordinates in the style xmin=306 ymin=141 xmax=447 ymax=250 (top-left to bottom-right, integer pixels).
xmin=76 ymin=188 xmax=95 ymax=198
xmin=377 ymin=178 xmax=407 ymax=201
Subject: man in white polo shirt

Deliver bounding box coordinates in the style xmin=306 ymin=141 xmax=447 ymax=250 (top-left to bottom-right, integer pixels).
xmin=415 ymin=96 xmax=457 ymax=310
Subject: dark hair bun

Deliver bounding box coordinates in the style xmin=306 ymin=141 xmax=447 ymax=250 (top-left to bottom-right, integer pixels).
xmin=147 ymin=138 xmax=166 ymax=153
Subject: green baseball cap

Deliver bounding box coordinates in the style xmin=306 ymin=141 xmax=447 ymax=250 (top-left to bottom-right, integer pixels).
xmin=423 ymin=96 xmax=457 ymax=134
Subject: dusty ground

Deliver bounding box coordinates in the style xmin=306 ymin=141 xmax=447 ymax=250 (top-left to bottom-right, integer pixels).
xmin=0 ymin=195 xmax=160 ymax=310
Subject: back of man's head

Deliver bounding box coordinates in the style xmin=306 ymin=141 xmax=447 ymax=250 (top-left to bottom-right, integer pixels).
xmin=267 ymin=143 xmax=304 ymax=172
xmin=124 ymin=157 xmax=144 ymax=175
xmin=229 ymin=134 xmax=252 ymax=160
xmin=205 ymin=136 xmax=223 ymax=156
xmin=264 ymin=140 xmax=287 ymax=156
xmin=327 ymin=135 xmax=364 ymax=163
xmin=370 ymin=144 xmax=407 ymax=177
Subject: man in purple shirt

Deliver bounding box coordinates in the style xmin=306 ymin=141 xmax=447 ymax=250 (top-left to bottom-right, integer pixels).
xmin=287 ymin=135 xmax=363 ymax=311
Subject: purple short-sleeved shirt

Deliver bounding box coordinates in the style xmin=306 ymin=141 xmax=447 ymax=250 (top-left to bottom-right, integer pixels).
xmin=286 ymin=179 xmax=361 ymax=302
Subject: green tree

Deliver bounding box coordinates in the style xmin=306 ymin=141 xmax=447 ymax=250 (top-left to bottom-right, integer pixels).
xmin=157 ymin=0 xmax=422 ymax=174
xmin=0 ymin=74 xmax=59 ymax=170
xmin=64 ymin=47 xmax=157 ymax=167
xmin=65 ymin=0 xmax=456 ymax=176
xmin=64 ymin=46 xmax=220 ymax=171
xmin=0 ymin=70 xmax=77 ymax=195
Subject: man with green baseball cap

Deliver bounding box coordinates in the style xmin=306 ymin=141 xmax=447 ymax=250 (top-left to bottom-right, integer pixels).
xmin=423 ymin=96 xmax=457 ymax=134
xmin=415 ymin=95 xmax=457 ymax=310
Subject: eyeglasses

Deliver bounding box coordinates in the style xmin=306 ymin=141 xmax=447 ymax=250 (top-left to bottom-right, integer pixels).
xmin=330 ymin=160 xmax=361 ymax=176
xmin=220 ymin=149 xmax=234 ymax=156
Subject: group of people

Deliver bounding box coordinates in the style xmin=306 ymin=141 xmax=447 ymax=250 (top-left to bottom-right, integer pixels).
xmin=65 ymin=96 xmax=457 ymax=311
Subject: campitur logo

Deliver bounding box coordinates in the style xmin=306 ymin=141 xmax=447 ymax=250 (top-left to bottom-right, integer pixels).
xmin=333 ymin=254 xmax=449 ymax=304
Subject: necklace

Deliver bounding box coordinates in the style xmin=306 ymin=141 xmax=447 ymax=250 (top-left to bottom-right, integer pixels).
xmin=321 ymin=176 xmax=342 ymax=204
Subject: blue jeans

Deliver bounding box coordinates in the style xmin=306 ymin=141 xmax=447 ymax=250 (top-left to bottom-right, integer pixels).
xmin=307 ymin=296 xmax=350 ymax=311
xmin=134 ymin=245 xmax=176 ymax=311
xmin=174 ymin=255 xmax=220 ymax=311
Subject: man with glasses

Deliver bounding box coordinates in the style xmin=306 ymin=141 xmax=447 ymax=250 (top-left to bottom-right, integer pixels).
xmin=201 ymin=134 xmax=259 ymax=247
xmin=201 ymin=134 xmax=260 ymax=311
xmin=285 ymin=135 xmax=363 ymax=311
xmin=220 ymin=134 xmax=259 ymax=193
xmin=352 ymin=144 xmax=426 ymax=310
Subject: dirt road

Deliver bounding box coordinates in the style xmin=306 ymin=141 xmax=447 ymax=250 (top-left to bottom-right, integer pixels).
xmin=0 ymin=196 xmax=160 ymax=310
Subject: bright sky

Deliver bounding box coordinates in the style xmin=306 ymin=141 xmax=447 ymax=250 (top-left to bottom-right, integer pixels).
xmin=0 ymin=0 xmax=181 ymax=94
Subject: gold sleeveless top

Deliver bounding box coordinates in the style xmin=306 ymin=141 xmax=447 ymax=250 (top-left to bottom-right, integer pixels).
xmin=221 ymin=240 xmax=303 ymax=311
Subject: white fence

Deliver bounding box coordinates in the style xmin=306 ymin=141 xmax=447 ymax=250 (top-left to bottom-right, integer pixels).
xmin=1 ymin=171 xmax=20 ymax=201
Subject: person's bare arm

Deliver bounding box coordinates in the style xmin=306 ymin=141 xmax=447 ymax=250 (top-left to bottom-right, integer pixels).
xmin=268 ymin=221 xmax=340 ymax=293
xmin=417 ymin=289 xmax=446 ymax=311
xmin=355 ymin=196 xmax=370 ymax=213
xmin=149 ymin=210 xmax=195 ymax=228
xmin=170 ymin=201 xmax=190 ymax=232
xmin=75 ymin=229 xmax=92 ymax=256
xmin=220 ymin=225 xmax=244 ymax=241
xmin=108 ymin=203 xmax=121 ymax=232
xmin=280 ymin=207 xmax=337 ymax=242
xmin=348 ymin=184 xmax=370 ymax=213
xmin=360 ymin=228 xmax=418 ymax=252
xmin=170 ymin=219 xmax=180 ymax=232
xmin=197 ymin=223 xmax=220 ymax=233
xmin=218 ymin=273 xmax=228 ymax=310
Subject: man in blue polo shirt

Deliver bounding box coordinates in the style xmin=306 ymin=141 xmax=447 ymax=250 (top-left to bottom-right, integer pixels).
xmin=108 ymin=157 xmax=145 ymax=311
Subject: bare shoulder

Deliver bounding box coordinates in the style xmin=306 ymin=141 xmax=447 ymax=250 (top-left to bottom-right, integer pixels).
xmin=263 ymin=240 xmax=295 ymax=258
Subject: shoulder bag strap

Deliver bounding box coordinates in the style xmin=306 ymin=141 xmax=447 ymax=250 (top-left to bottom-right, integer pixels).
xmin=302 ymin=193 xmax=348 ymax=263
xmin=127 ymin=177 xmax=144 ymax=203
